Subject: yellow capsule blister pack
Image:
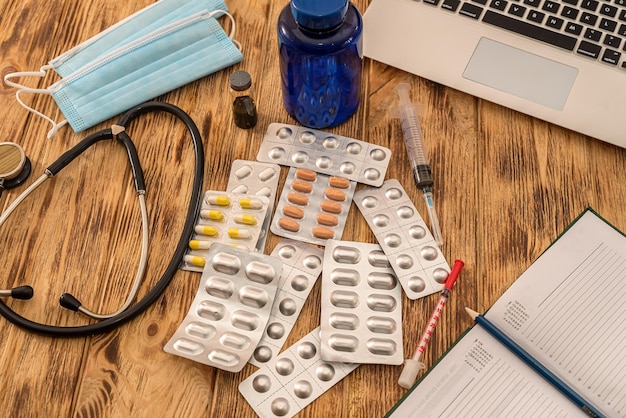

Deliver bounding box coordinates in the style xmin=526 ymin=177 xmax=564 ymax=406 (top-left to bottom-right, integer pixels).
xmin=226 ymin=160 xmax=281 ymax=253
xmin=181 ymin=191 xmax=270 ymax=272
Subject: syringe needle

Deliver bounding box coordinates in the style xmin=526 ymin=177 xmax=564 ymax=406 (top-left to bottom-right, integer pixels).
xmin=423 ymin=188 xmax=443 ymax=246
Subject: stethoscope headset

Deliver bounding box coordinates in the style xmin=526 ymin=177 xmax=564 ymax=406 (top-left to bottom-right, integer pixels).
xmin=0 ymin=101 xmax=205 ymax=337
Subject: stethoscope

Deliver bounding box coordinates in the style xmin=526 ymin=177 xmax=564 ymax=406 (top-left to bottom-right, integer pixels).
xmin=0 ymin=101 xmax=205 ymax=337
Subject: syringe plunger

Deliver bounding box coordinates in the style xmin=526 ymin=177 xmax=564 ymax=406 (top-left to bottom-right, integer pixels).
xmin=413 ymin=164 xmax=433 ymax=189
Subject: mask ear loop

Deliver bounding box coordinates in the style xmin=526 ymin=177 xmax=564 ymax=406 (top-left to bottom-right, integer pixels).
xmin=211 ymin=9 xmax=242 ymax=50
xmin=4 ymin=66 xmax=69 ymax=139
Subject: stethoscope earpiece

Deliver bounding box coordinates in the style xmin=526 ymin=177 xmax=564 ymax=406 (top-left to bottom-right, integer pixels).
xmin=0 ymin=142 xmax=32 ymax=192
xmin=0 ymin=285 xmax=34 ymax=300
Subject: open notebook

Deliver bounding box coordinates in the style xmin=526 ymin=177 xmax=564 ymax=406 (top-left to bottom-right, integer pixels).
xmin=363 ymin=0 xmax=626 ymax=149
xmin=387 ymin=208 xmax=626 ymax=417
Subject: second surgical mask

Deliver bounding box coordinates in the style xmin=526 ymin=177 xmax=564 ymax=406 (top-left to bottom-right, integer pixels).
xmin=4 ymin=1 xmax=242 ymax=137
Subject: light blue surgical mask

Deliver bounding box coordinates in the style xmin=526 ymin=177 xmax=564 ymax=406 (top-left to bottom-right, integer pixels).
xmin=5 ymin=8 xmax=242 ymax=137
xmin=51 ymin=0 xmax=229 ymax=77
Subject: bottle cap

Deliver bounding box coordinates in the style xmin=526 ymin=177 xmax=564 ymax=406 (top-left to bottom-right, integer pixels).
xmin=229 ymin=70 xmax=252 ymax=91
xmin=291 ymin=0 xmax=348 ymax=30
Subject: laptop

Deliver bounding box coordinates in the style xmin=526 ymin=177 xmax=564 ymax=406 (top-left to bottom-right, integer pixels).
xmin=362 ymin=0 xmax=626 ymax=149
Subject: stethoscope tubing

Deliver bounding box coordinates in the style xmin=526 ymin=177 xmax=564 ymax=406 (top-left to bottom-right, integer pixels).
xmin=0 ymin=101 xmax=205 ymax=337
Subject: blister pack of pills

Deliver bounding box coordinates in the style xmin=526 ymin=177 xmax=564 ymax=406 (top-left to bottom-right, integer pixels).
xmin=270 ymin=167 xmax=356 ymax=246
xmin=164 ymin=243 xmax=283 ymax=372
xmin=250 ymin=239 xmax=324 ymax=367
xmin=239 ymin=327 xmax=359 ymax=418
xmin=226 ymin=160 xmax=281 ymax=253
xmin=354 ymin=179 xmax=450 ymax=300
xmin=320 ymin=240 xmax=404 ymax=365
xmin=256 ymin=123 xmax=391 ymax=187
xmin=181 ymin=191 xmax=270 ymax=272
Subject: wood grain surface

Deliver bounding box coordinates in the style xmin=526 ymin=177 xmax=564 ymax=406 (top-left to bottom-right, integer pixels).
xmin=1 ymin=0 xmax=625 ymax=417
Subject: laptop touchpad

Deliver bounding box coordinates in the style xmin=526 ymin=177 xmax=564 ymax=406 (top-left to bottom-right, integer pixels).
xmin=463 ymin=37 xmax=578 ymax=110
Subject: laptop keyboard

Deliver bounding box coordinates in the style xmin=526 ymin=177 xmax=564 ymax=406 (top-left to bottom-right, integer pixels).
xmin=421 ymin=0 xmax=626 ymax=69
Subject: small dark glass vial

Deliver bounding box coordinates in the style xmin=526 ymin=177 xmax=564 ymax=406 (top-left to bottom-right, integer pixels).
xmin=229 ymin=70 xmax=258 ymax=129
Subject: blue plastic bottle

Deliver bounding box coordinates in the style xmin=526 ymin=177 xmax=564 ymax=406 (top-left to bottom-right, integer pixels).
xmin=277 ymin=0 xmax=363 ymax=129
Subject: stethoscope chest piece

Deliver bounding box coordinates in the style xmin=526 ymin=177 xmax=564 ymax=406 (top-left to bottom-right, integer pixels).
xmin=0 ymin=142 xmax=31 ymax=190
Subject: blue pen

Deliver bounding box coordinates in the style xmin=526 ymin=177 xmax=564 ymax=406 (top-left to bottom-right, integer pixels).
xmin=465 ymin=307 xmax=604 ymax=418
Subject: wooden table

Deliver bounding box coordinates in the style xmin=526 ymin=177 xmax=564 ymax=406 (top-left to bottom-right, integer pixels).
xmin=1 ymin=0 xmax=625 ymax=416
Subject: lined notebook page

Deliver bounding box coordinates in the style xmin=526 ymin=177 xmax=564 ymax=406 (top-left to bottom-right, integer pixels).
xmin=388 ymin=210 xmax=624 ymax=418
xmin=388 ymin=326 xmax=585 ymax=417
xmin=487 ymin=210 xmax=626 ymax=417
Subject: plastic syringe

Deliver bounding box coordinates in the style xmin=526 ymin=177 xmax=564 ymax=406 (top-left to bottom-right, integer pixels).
xmin=398 ymin=259 xmax=464 ymax=389
xmin=392 ymin=83 xmax=443 ymax=246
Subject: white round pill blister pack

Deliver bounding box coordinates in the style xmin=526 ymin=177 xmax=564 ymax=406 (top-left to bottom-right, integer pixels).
xmin=256 ymin=122 xmax=391 ymax=187
xmin=249 ymin=239 xmax=324 ymax=367
xmin=354 ymin=179 xmax=450 ymax=300
xmin=239 ymin=327 xmax=359 ymax=418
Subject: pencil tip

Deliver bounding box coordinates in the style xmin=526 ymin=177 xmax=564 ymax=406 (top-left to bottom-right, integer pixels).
xmin=465 ymin=307 xmax=479 ymax=319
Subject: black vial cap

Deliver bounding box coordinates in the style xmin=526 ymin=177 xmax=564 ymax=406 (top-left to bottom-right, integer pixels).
xmin=229 ymin=70 xmax=252 ymax=91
